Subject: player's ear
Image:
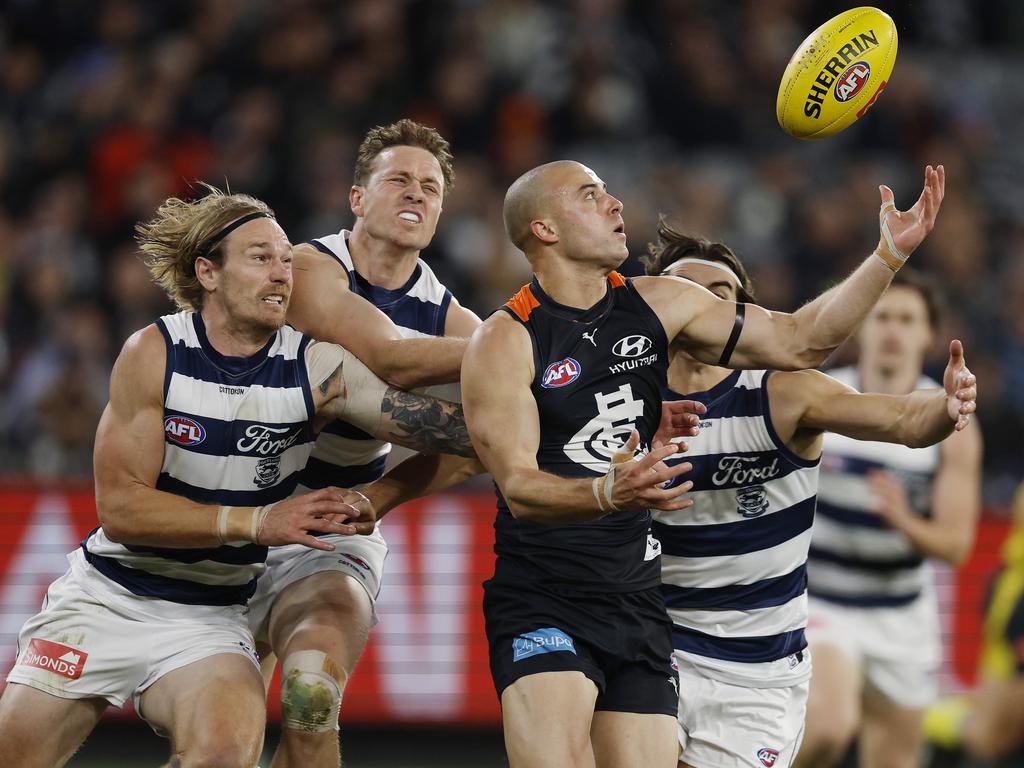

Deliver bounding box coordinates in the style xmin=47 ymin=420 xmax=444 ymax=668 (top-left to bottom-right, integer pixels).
xmin=194 ymin=255 xmax=218 ymax=292
xmin=530 ymin=217 xmax=559 ymax=245
xmin=350 ymin=185 xmax=365 ymax=218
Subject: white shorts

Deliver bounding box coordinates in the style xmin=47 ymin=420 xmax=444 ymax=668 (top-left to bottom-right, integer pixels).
xmin=676 ymin=656 xmax=809 ymax=768
xmin=5 ymin=550 xmax=259 ymax=714
xmin=247 ymin=527 xmax=388 ymax=645
xmin=805 ymin=589 xmax=940 ymax=710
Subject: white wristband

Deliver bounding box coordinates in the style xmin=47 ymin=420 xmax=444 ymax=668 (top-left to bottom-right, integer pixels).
xmin=602 ymin=465 xmax=619 ymax=513
xmin=252 ymin=502 xmax=276 ymax=544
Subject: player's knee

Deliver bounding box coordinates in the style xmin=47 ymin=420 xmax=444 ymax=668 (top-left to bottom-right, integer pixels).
xmin=280 ymin=650 xmax=345 ymax=734
xmin=175 ymin=740 xmax=260 ymax=768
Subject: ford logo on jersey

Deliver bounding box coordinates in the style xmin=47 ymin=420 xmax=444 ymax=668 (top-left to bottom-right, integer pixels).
xmin=164 ymin=415 xmax=206 ymax=446
xmin=612 ymin=335 xmax=652 ymax=358
xmin=541 ymin=358 xmax=581 ymax=388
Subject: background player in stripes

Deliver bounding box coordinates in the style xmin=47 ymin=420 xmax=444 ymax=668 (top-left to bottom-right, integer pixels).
xmin=642 ymin=223 xmax=977 ymax=768
xmin=0 ymin=188 xmax=473 ymax=768
xmin=796 ymin=271 xmax=983 ymax=768
xmin=460 ymin=159 xmax=944 ymax=767
xmin=246 ymin=120 xmax=484 ymax=768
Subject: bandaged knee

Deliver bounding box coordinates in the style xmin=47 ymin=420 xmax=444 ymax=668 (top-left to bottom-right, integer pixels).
xmin=280 ymin=650 xmax=345 ymax=733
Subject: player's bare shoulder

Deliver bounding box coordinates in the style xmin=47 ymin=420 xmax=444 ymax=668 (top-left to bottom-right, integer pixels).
xmin=466 ymin=310 xmax=534 ymax=376
xmin=110 ymin=324 xmax=167 ymax=405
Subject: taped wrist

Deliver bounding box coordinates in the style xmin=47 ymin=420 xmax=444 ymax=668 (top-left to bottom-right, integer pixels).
xmin=876 ymin=199 xmax=907 ymax=271
xmin=214 ymin=503 xmax=276 ymax=545
xmin=591 ymin=465 xmax=620 ymax=514
xmin=280 ymin=650 xmax=345 ymax=733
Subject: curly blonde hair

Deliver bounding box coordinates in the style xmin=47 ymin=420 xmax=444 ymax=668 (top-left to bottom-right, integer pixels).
xmin=135 ymin=184 xmax=274 ymax=312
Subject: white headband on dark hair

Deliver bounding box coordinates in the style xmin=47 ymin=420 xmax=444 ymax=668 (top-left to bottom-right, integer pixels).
xmin=661 ymin=257 xmax=740 ymax=288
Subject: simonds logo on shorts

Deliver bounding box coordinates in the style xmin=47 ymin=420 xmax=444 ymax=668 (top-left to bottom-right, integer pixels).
xmin=512 ymin=628 xmax=576 ymax=662
xmin=20 ymin=638 xmax=88 ymax=680
xmin=757 ymin=747 xmax=779 ymax=767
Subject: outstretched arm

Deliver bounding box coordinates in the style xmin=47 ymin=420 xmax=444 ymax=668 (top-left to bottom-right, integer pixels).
xmin=461 ymin=314 xmax=693 ymax=525
xmin=309 ymin=341 xmax=474 ymax=457
xmin=288 ymin=244 xmax=468 ymax=389
xmin=641 ymin=165 xmax=946 ymax=370
xmin=773 ymin=340 xmax=977 ymax=448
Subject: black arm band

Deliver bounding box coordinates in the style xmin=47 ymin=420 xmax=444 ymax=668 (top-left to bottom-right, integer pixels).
xmin=717 ymin=303 xmax=746 ymax=367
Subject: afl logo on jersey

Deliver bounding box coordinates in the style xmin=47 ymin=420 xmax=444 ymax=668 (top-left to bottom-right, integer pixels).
xmin=164 ymin=415 xmax=206 ymax=446
xmin=612 ymin=335 xmax=653 ymax=358
xmin=542 ymin=358 xmax=582 ymax=388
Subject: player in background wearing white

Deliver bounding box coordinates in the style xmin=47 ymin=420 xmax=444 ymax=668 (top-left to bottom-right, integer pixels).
xmin=457 ymin=160 xmax=944 ymax=768
xmin=246 ymin=120 xmax=484 ymax=768
xmin=0 ymin=189 xmax=473 ymax=768
xmin=640 ymin=222 xmax=977 ymax=768
xmin=794 ymin=271 xmax=983 ymax=768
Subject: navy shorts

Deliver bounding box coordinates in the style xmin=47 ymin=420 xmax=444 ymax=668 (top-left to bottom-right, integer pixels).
xmin=483 ymin=580 xmax=678 ymax=716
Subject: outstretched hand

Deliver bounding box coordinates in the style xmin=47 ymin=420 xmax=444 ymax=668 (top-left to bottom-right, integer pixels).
xmin=879 ymin=164 xmax=945 ymax=262
xmin=607 ymin=429 xmax=694 ymax=513
xmin=654 ymin=399 xmax=706 ymax=448
xmin=942 ymin=339 xmax=977 ymax=431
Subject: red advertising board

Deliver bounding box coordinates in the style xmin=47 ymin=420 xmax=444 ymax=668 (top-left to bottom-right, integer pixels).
xmin=0 ymin=486 xmax=1011 ymax=723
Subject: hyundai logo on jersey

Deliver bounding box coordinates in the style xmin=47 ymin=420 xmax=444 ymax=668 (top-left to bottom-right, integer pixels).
xmin=164 ymin=415 xmax=206 ymax=446
xmin=612 ymin=334 xmax=653 ymax=358
xmin=513 ymin=627 xmax=577 ymax=661
xmin=541 ymin=358 xmax=582 ymax=388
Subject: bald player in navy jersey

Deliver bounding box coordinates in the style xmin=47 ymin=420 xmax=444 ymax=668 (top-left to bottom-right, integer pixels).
xmin=461 ymin=160 xmax=944 ymax=767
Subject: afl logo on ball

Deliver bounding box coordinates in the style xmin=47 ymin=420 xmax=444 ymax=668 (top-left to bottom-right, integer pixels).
xmin=834 ymin=61 xmax=870 ymax=102
xmin=164 ymin=415 xmax=206 ymax=446
xmin=542 ymin=358 xmax=581 ymax=388
xmin=612 ymin=335 xmax=653 ymax=358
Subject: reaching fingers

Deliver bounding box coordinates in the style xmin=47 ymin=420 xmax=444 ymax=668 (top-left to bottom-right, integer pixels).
xmin=297 ymin=534 xmax=336 ymax=552
xmin=635 ymin=442 xmax=679 ymax=471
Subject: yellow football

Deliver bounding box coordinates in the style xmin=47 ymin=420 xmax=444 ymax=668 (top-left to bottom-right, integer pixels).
xmin=777 ymin=6 xmax=898 ymax=140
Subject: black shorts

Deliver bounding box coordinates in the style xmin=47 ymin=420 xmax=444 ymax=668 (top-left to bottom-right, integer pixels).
xmin=482 ymin=580 xmax=678 ymax=716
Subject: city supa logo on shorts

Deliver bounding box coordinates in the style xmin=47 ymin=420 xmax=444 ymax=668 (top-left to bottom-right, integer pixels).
xmin=541 ymin=358 xmax=581 ymax=388
xmin=757 ymin=747 xmax=780 ymax=767
xmin=20 ymin=638 xmax=88 ymax=680
xmin=164 ymin=415 xmax=206 ymax=446
xmin=512 ymin=628 xmax=576 ymax=662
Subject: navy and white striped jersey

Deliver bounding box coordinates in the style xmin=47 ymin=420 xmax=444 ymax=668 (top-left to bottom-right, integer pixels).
xmin=83 ymin=311 xmax=317 ymax=606
xmin=654 ymin=370 xmax=819 ymax=687
xmin=298 ymin=230 xmax=453 ymax=490
xmin=808 ymin=366 xmax=940 ymax=608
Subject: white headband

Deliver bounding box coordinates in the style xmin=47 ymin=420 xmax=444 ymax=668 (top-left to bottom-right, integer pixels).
xmin=661 ymin=257 xmax=741 ymax=288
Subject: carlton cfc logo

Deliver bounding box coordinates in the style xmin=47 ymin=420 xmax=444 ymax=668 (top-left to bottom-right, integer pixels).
xmin=757 ymin=748 xmax=779 ymax=767
xmin=164 ymin=415 xmax=207 ymax=446
xmin=834 ymin=61 xmax=871 ymax=102
xmin=542 ymin=358 xmax=581 ymax=388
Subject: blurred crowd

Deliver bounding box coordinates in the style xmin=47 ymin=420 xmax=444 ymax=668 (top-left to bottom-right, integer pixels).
xmin=0 ymin=0 xmax=1021 ymax=499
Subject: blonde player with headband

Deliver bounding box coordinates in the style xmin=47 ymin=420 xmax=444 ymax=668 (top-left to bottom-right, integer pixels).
xmin=641 ymin=221 xmax=977 ymax=768
xmin=0 ymin=187 xmax=474 ymax=767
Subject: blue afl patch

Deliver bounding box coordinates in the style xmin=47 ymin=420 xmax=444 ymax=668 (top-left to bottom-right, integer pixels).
xmin=512 ymin=627 xmax=577 ymax=662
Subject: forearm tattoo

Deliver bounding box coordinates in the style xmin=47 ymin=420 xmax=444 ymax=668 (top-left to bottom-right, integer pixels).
xmin=381 ymin=387 xmax=474 ymax=457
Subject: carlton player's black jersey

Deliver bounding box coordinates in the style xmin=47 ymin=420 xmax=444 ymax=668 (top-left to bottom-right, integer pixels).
xmin=492 ymin=272 xmax=669 ymax=593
